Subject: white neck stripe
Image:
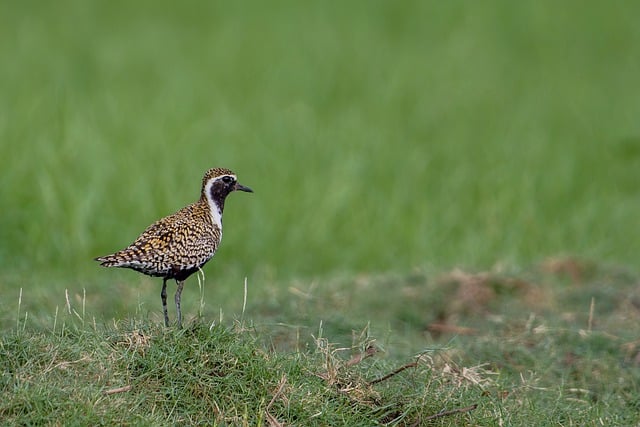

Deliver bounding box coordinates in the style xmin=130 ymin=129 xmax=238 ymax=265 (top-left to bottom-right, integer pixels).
xmin=204 ymin=179 xmax=223 ymax=230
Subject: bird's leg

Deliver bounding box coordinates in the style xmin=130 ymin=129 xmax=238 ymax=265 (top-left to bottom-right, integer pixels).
xmin=161 ymin=278 xmax=169 ymax=327
xmin=175 ymin=279 xmax=185 ymax=328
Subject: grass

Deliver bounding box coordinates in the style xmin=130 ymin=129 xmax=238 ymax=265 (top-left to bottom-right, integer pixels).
xmin=2 ymin=319 xmax=479 ymax=425
xmin=2 ymin=0 xmax=640 ymax=424
xmin=1 ymin=1 xmax=640 ymax=285
xmin=3 ymin=259 xmax=640 ymax=425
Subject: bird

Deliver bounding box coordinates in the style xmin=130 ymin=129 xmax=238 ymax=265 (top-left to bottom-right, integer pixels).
xmin=95 ymin=167 xmax=252 ymax=328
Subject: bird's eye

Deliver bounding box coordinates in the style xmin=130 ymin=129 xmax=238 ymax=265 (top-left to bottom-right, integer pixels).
xmin=221 ymin=176 xmax=234 ymax=184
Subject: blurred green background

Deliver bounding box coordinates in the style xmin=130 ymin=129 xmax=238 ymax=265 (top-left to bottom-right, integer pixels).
xmin=1 ymin=1 xmax=639 ymax=324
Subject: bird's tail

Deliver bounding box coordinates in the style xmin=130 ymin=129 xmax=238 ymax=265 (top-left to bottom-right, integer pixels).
xmin=95 ymin=254 xmax=122 ymax=267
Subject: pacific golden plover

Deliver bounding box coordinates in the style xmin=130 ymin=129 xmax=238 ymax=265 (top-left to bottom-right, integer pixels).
xmin=95 ymin=167 xmax=252 ymax=327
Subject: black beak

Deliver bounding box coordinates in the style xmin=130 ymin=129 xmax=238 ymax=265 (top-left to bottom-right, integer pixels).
xmin=235 ymin=183 xmax=253 ymax=193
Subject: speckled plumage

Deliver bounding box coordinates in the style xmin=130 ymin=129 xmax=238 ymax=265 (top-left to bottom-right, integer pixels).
xmin=95 ymin=167 xmax=252 ymax=327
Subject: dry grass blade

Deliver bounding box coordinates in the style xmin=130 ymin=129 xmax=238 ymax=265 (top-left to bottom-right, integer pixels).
xmin=104 ymin=385 xmax=132 ymax=395
xmin=346 ymin=345 xmax=378 ymax=367
xmin=368 ymin=362 xmax=418 ymax=385
xmin=265 ymin=374 xmax=288 ymax=427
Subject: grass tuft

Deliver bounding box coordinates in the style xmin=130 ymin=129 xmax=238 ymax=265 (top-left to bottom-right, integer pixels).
xmin=0 ymin=316 xmax=489 ymax=425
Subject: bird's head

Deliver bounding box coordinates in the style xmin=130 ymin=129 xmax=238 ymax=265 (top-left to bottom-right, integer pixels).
xmin=201 ymin=167 xmax=253 ymax=213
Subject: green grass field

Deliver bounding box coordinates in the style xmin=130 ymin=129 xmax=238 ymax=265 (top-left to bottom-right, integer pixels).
xmin=2 ymin=1 xmax=640 ymax=424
